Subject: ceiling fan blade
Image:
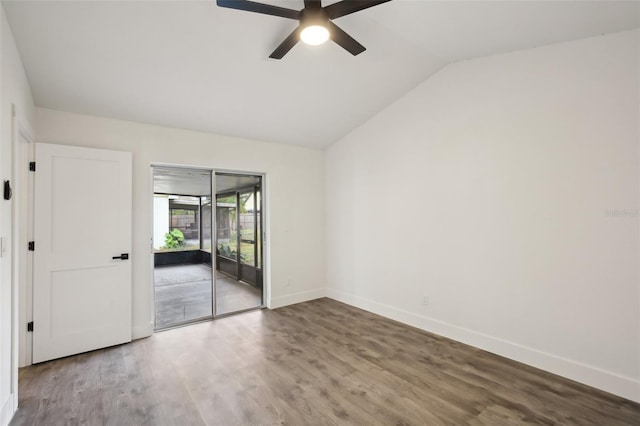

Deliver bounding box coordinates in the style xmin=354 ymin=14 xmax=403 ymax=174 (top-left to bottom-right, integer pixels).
xmin=324 ymin=0 xmax=391 ymax=20
xmin=217 ymin=0 xmax=300 ymax=20
xmin=269 ymin=26 xmax=302 ymax=59
xmin=304 ymin=0 xmax=322 ymax=8
xmin=328 ymin=22 xmax=365 ymax=56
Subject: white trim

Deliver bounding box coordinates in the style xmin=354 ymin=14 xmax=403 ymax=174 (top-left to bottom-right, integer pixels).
xmin=17 ymin=120 xmax=34 ymax=147
xmin=6 ymin=105 xmax=31 ymax=426
xmin=270 ymin=288 xmax=326 ymax=309
xmin=132 ymin=322 xmax=154 ymax=340
xmin=262 ymin=172 xmax=271 ymax=310
xmin=147 ymin=165 xmax=155 ymax=335
xmin=211 ymin=171 xmax=217 ymax=317
xmin=326 ymin=288 xmax=640 ymax=403
xmin=1 ymin=394 xmax=15 ymax=426
xmin=16 ymin=119 xmax=34 ymax=368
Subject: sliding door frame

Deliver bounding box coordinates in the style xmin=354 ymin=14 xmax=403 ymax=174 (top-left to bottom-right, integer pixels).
xmin=150 ymin=164 xmax=267 ymax=332
xmin=214 ymin=171 xmax=265 ymax=315
xmin=150 ymin=165 xmax=214 ymax=330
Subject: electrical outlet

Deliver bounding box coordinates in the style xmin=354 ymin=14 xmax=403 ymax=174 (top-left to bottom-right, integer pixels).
xmin=422 ymin=296 xmax=429 ymax=306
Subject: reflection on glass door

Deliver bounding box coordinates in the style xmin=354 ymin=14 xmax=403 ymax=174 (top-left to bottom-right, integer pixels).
xmin=201 ymin=196 xmax=212 ymax=253
xmin=216 ymin=193 xmax=238 ymax=277
xmin=215 ymin=174 xmax=263 ymax=315
xmin=239 ymin=188 xmax=260 ymax=286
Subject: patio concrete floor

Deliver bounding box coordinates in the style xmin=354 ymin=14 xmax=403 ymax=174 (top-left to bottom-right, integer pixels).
xmin=154 ymin=263 xmax=262 ymax=329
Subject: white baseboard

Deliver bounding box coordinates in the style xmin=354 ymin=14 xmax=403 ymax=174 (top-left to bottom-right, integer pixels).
xmin=132 ymin=321 xmax=154 ymax=340
xmin=326 ymin=288 xmax=640 ymax=403
xmin=270 ymin=288 xmax=326 ymax=309
xmin=1 ymin=394 xmax=15 ymax=426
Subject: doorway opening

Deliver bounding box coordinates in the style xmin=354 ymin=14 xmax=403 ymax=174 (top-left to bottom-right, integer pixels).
xmin=152 ymin=167 xmax=264 ymax=330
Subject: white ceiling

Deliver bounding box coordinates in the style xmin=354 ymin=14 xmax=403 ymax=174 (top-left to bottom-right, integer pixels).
xmin=153 ymin=166 xmax=211 ymax=195
xmin=4 ymin=1 xmax=639 ymax=149
xmin=153 ymin=166 xmax=260 ymax=195
xmin=216 ymin=174 xmax=261 ymax=194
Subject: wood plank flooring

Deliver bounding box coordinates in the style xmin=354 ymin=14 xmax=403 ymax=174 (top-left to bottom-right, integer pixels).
xmin=12 ymin=298 xmax=640 ymax=425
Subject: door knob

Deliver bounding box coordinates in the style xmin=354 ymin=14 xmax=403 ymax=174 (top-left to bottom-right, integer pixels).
xmin=112 ymin=253 xmax=129 ymax=260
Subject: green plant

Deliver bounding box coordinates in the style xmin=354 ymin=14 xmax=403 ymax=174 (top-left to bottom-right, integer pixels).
xmin=217 ymin=243 xmax=249 ymax=263
xmin=217 ymin=243 xmax=232 ymax=257
xmin=164 ymin=229 xmax=185 ymax=249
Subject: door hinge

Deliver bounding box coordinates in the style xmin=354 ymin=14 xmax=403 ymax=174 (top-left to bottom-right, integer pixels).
xmin=29 ymin=162 xmax=36 ymax=172
xmin=27 ymin=322 xmax=33 ymax=332
xmin=28 ymin=241 xmax=35 ymax=251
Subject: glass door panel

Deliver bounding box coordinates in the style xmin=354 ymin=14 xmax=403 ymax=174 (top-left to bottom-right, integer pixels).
xmin=152 ymin=167 xmax=213 ymax=330
xmin=214 ymin=174 xmax=263 ymax=315
xmin=256 ymin=188 xmax=262 ymax=270
xmin=239 ymin=189 xmax=256 ymax=267
xmin=216 ymin=193 xmax=238 ymax=279
xmin=201 ymin=196 xmax=212 ymax=253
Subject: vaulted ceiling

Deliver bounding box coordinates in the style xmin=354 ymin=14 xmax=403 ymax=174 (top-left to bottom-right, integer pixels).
xmin=3 ymin=1 xmax=639 ymax=148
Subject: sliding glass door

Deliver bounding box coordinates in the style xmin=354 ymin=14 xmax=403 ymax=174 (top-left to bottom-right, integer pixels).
xmin=152 ymin=167 xmax=264 ymax=328
xmin=152 ymin=167 xmax=213 ymax=330
xmin=215 ymin=174 xmax=263 ymax=315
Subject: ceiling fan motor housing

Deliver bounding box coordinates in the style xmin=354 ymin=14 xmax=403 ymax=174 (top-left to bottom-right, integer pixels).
xmin=300 ymin=7 xmax=330 ymax=31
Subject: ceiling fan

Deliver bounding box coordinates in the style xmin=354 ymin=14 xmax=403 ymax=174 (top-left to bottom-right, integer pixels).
xmin=216 ymin=0 xmax=392 ymax=59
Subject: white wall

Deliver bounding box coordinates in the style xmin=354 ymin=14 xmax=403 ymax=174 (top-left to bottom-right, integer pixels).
xmin=35 ymin=108 xmax=325 ymax=340
xmin=326 ymin=29 xmax=640 ymax=402
xmin=153 ymin=195 xmax=169 ymax=250
xmin=0 ymin=4 xmax=36 ymax=425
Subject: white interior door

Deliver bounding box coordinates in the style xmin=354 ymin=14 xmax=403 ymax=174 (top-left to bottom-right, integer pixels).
xmin=33 ymin=143 xmax=132 ymax=363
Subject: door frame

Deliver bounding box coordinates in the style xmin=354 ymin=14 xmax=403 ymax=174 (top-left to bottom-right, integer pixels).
xmin=6 ymin=105 xmax=35 ymax=425
xmin=149 ymin=164 xmax=268 ymax=331
xmin=14 ymin=107 xmax=35 ymax=369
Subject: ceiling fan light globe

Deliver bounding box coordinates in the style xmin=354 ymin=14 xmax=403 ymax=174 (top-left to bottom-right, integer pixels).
xmin=300 ymin=25 xmax=330 ymax=45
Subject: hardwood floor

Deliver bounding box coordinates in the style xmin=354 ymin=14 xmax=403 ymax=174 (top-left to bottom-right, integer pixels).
xmin=12 ymin=298 xmax=640 ymax=425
